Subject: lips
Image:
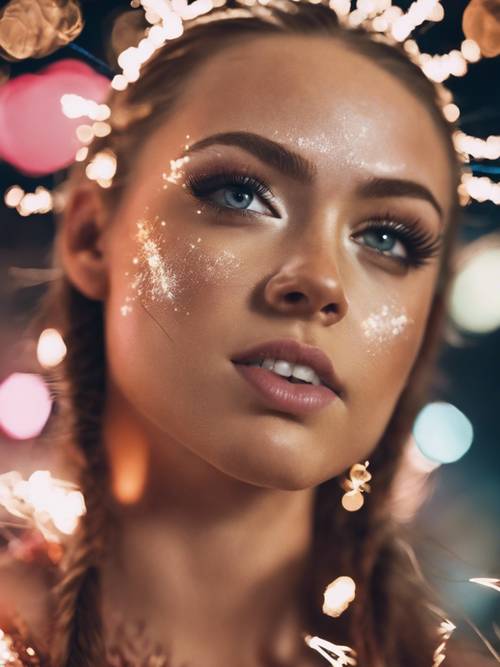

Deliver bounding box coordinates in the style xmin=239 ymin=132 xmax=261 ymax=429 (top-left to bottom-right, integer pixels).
xmin=231 ymin=338 xmax=342 ymax=397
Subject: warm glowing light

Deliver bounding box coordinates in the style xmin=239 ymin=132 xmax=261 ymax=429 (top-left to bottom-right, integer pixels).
xmin=450 ymin=243 xmax=500 ymax=332
xmin=61 ymin=94 xmax=111 ymax=122
xmin=323 ymin=576 xmax=356 ymax=618
xmin=443 ymin=103 xmax=460 ymax=122
xmin=37 ymin=328 xmax=67 ymax=369
xmin=413 ymin=402 xmax=473 ymax=464
xmin=85 ymin=149 xmax=117 ymax=186
xmin=0 ymin=629 xmax=20 ymax=665
xmin=341 ymin=461 xmax=371 ymax=511
xmin=454 ymin=131 xmax=500 ymax=160
xmin=0 ymin=470 xmax=85 ymax=541
xmin=461 ymin=38 xmax=481 ymax=63
xmin=4 ymin=185 xmax=24 ymax=208
xmin=460 ymin=173 xmax=500 ymax=205
xmin=0 ymin=373 xmax=52 ymax=440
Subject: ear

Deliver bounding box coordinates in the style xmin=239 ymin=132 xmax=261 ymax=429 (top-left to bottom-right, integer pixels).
xmin=60 ymin=182 xmax=109 ymax=302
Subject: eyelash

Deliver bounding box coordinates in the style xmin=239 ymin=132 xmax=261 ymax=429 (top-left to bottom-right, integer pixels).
xmin=184 ymin=171 xmax=442 ymax=269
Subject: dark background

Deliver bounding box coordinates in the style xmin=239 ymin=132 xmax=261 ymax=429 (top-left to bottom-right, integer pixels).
xmin=0 ymin=0 xmax=498 ymax=653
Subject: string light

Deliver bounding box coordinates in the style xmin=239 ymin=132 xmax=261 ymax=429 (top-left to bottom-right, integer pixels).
xmin=4 ymin=186 xmax=53 ymax=216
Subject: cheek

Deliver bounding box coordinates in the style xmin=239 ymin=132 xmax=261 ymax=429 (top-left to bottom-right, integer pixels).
xmin=114 ymin=215 xmax=244 ymax=319
xmin=343 ymin=289 xmax=433 ymax=458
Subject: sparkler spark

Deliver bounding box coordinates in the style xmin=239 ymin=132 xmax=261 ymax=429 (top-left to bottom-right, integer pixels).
xmin=304 ymin=635 xmax=357 ymax=666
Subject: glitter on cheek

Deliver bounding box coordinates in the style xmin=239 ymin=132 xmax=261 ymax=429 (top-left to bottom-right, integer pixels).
xmin=120 ymin=217 xmax=179 ymax=316
xmin=361 ymin=301 xmax=413 ymax=353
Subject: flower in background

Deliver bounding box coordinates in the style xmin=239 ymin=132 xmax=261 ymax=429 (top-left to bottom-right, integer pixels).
xmin=463 ymin=0 xmax=500 ymax=57
xmin=0 ymin=0 xmax=83 ymax=61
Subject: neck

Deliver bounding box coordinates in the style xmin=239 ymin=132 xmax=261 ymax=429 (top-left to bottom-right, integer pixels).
xmin=100 ymin=383 xmax=317 ymax=667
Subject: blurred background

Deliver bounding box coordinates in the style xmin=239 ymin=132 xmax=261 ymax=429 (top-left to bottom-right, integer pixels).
xmin=0 ymin=0 xmax=498 ymax=656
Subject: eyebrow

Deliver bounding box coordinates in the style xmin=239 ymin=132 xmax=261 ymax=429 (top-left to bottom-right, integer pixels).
xmin=185 ymin=131 xmax=443 ymax=221
xmin=185 ymin=131 xmax=317 ymax=183
xmin=355 ymin=176 xmax=443 ymax=222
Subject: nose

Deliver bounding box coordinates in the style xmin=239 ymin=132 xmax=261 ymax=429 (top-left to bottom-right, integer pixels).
xmin=263 ymin=243 xmax=348 ymax=326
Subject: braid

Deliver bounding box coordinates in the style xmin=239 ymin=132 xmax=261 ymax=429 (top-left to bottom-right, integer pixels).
xmin=46 ymin=282 xmax=109 ymax=667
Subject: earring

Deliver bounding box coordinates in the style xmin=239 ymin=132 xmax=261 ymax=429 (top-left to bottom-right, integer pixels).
xmin=340 ymin=460 xmax=372 ymax=511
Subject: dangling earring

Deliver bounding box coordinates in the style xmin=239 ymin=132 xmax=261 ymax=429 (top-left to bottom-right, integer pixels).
xmin=340 ymin=460 xmax=372 ymax=511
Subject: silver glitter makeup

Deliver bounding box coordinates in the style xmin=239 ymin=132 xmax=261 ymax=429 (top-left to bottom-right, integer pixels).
xmin=361 ymin=301 xmax=412 ymax=348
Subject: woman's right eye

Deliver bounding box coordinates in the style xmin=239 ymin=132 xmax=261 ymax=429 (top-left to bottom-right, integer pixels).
xmin=209 ymin=185 xmax=272 ymax=214
xmin=185 ymin=172 xmax=277 ymax=217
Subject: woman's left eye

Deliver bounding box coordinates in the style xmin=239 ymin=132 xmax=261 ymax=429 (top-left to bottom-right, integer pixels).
xmin=355 ymin=228 xmax=407 ymax=260
xmin=351 ymin=216 xmax=441 ymax=268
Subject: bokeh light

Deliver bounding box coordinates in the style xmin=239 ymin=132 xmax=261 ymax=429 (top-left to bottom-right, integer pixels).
xmin=0 ymin=59 xmax=109 ymax=176
xmin=0 ymin=373 xmax=52 ymax=440
xmin=413 ymin=402 xmax=474 ymax=464
xmin=449 ymin=242 xmax=500 ymax=334
xmin=37 ymin=328 xmax=67 ymax=369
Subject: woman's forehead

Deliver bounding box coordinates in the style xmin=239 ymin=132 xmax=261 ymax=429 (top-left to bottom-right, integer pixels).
xmin=142 ymin=34 xmax=453 ymax=212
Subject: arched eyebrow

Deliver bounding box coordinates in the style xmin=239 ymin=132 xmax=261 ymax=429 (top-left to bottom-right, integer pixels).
xmin=184 ymin=131 xmax=443 ymax=222
xmin=184 ymin=131 xmax=317 ymax=183
xmin=355 ymin=176 xmax=443 ymax=223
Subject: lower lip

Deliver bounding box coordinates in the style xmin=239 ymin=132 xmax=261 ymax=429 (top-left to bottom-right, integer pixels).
xmin=232 ymin=363 xmax=337 ymax=416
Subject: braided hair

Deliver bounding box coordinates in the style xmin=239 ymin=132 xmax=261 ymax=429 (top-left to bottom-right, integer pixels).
xmin=33 ymin=3 xmax=464 ymax=665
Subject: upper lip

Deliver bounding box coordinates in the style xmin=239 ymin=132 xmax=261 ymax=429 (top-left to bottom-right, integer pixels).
xmin=231 ymin=338 xmax=343 ymax=396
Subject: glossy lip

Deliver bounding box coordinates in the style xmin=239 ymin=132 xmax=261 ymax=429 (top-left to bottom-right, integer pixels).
xmin=232 ymin=363 xmax=337 ymax=416
xmin=230 ymin=338 xmax=343 ymax=397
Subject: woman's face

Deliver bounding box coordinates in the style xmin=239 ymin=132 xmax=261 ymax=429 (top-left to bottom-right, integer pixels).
xmin=101 ymin=34 xmax=453 ymax=491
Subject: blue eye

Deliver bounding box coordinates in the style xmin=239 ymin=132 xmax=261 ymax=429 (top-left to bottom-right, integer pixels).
xmin=185 ymin=171 xmax=277 ymax=217
xmin=212 ymin=185 xmax=271 ymax=214
xmin=359 ymin=228 xmax=407 ymax=259
xmin=352 ymin=215 xmax=442 ymax=268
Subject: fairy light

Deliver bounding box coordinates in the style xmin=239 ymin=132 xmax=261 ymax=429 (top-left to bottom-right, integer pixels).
xmin=0 ymin=470 xmax=85 ymax=542
xmin=461 ymin=173 xmax=500 ymax=205
xmin=454 ymin=131 xmax=500 ymax=160
xmin=4 ymin=185 xmax=24 ymax=209
xmin=60 ymin=93 xmax=110 ymax=121
xmin=322 ymin=576 xmax=356 ymax=618
xmin=37 ymin=328 xmax=67 ymax=369
xmin=390 ymin=0 xmax=441 ymax=42
xmin=304 ymin=635 xmax=357 ymax=666
xmin=0 ymin=628 xmax=21 ymax=666
xmin=85 ymin=149 xmax=117 ymax=188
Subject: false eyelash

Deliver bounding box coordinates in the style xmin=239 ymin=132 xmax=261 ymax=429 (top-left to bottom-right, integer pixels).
xmin=184 ymin=170 xmax=277 ymax=217
xmin=354 ymin=213 xmax=443 ymax=268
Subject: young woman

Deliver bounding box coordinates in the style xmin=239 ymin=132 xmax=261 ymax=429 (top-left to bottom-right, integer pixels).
xmin=0 ymin=1 xmax=495 ymax=666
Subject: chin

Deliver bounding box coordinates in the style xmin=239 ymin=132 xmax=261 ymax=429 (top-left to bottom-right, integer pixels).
xmin=211 ymin=431 xmax=330 ymax=492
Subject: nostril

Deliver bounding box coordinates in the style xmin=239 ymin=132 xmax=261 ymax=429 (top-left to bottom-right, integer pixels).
xmin=284 ymin=292 xmax=304 ymax=303
xmin=322 ymin=303 xmax=338 ymax=314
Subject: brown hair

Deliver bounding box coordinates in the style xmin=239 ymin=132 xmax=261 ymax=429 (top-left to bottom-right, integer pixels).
xmin=32 ymin=2 xmax=464 ymax=665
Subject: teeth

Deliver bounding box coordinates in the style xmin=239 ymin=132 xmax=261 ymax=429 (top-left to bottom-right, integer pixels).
xmin=245 ymin=358 xmax=322 ymax=386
